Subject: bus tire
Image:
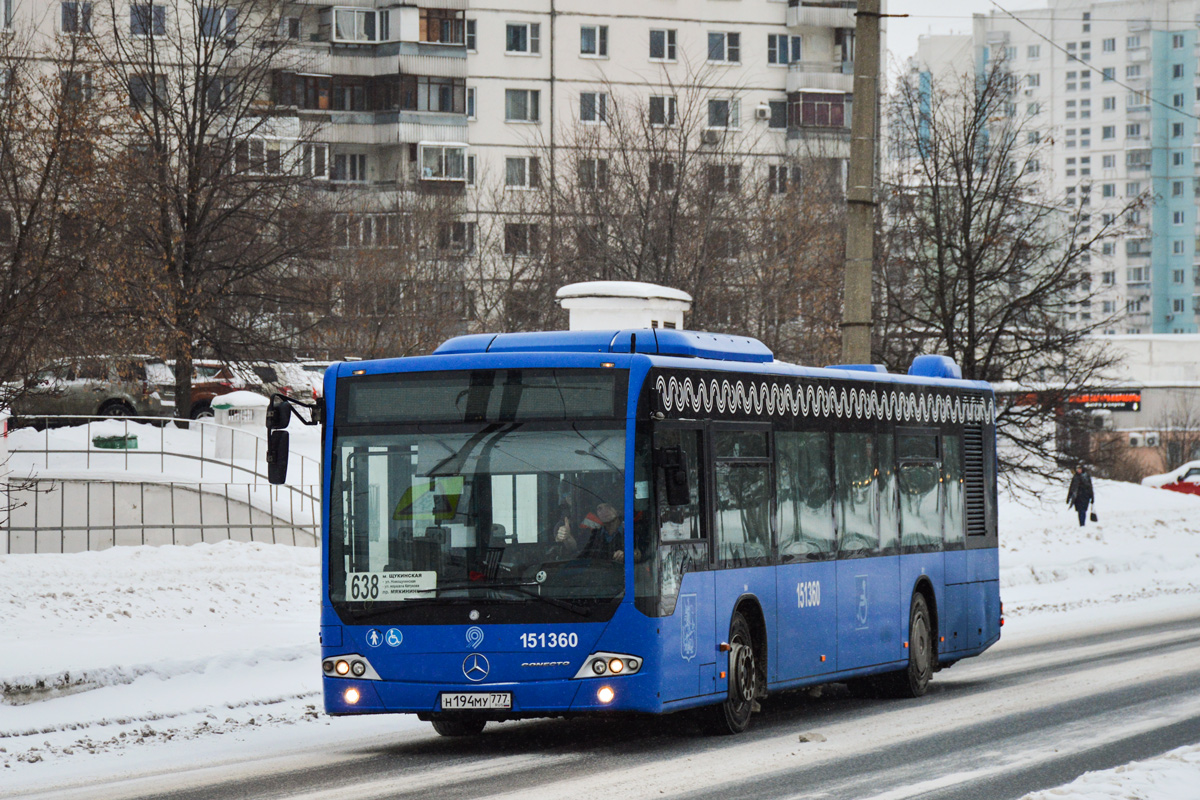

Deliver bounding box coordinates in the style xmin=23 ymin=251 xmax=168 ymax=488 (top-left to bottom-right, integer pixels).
xmin=881 ymin=593 xmax=933 ymax=698
xmin=697 ymin=611 xmax=758 ymax=735
xmin=430 ymin=717 xmax=487 ymax=737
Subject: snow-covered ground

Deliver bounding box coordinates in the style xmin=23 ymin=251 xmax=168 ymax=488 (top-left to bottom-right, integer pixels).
xmin=2 ymin=457 xmax=1199 ymax=797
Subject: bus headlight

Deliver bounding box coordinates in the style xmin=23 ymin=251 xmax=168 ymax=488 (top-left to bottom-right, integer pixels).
xmin=573 ymin=652 xmax=642 ymax=679
xmin=597 ymin=686 xmax=615 ymax=704
xmin=344 ymin=687 xmax=361 ymax=704
xmin=323 ymin=654 xmax=381 ymax=680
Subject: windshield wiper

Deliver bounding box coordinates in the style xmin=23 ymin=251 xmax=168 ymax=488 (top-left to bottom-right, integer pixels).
xmin=433 ymin=580 xmax=592 ymax=617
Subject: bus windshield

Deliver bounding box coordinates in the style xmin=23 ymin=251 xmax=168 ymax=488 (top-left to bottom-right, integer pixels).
xmin=329 ymin=424 xmax=627 ymax=621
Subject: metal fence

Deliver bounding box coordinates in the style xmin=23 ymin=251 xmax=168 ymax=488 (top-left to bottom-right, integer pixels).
xmin=2 ymin=416 xmax=320 ymax=554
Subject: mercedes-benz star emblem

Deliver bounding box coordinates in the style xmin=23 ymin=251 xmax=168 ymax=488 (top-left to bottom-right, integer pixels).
xmin=462 ymin=653 xmax=490 ymax=682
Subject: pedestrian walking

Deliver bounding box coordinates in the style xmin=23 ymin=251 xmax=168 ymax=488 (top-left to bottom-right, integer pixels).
xmin=1066 ymin=465 xmax=1095 ymax=527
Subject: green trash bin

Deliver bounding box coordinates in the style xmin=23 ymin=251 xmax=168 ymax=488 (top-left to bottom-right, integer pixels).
xmin=93 ymin=434 xmax=138 ymax=450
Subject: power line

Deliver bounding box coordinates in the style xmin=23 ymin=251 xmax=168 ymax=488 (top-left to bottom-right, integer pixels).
xmin=987 ymin=0 xmax=1200 ymax=121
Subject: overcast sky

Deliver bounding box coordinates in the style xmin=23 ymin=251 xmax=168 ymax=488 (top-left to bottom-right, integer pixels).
xmin=883 ymin=0 xmax=1049 ymax=70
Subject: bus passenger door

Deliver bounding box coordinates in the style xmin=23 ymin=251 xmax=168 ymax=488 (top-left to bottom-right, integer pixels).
xmin=775 ymin=431 xmax=839 ymax=681
xmin=834 ymin=431 xmax=902 ymax=671
xmin=650 ymin=425 xmax=714 ymax=702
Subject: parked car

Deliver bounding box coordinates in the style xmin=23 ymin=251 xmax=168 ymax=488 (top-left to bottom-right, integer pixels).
xmin=11 ymin=356 xmax=176 ymax=423
xmin=232 ymin=361 xmax=312 ymax=400
xmin=185 ymin=361 xmax=245 ymax=419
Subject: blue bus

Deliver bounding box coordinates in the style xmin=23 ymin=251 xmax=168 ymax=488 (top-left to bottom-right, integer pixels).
xmin=269 ymin=328 xmax=1001 ymax=736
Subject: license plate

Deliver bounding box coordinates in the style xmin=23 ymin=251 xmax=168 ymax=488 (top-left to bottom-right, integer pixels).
xmin=440 ymin=692 xmax=512 ymax=710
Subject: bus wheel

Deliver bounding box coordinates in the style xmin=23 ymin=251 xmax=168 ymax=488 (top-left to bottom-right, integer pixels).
xmin=881 ymin=593 xmax=933 ymax=698
xmin=698 ymin=611 xmax=758 ymax=735
xmin=430 ymin=717 xmax=487 ymax=737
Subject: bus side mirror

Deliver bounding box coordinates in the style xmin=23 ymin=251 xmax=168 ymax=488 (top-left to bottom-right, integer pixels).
xmin=267 ymin=395 xmax=292 ymax=430
xmin=267 ymin=430 xmax=290 ymax=485
xmin=656 ymin=446 xmax=690 ymax=506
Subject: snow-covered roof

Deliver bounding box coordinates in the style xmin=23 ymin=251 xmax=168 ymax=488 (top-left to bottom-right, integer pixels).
xmin=555 ymin=281 xmax=692 ymax=303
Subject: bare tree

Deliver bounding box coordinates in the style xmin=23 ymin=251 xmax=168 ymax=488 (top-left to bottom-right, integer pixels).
xmin=490 ymin=69 xmax=846 ymax=364
xmin=0 ymin=30 xmax=126 ymax=406
xmin=881 ymin=57 xmax=1138 ymax=479
xmin=1154 ymin=394 xmax=1200 ymax=472
xmin=89 ymin=0 xmax=330 ymax=417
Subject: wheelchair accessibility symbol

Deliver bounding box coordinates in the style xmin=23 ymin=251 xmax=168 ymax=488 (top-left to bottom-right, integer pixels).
xmin=385 ymin=628 xmax=403 ymax=647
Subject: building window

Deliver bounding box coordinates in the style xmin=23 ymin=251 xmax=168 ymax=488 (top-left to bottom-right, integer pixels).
xmin=768 ymin=100 xmax=787 ymax=129
xmin=706 ymin=163 xmax=741 ymax=193
xmin=465 ymin=86 xmax=476 ymax=119
xmin=1126 ymin=35 xmax=1140 ymax=48
xmin=790 ymin=92 xmax=846 ymax=128
xmin=130 ymin=3 xmax=166 ymax=36
xmin=505 ymin=156 xmax=540 ymax=189
xmin=1125 ymin=65 xmax=1140 ymax=79
xmin=1102 ymin=96 xmax=1115 ymax=111
xmin=1173 ymin=180 xmax=1184 ymax=197
xmin=1027 ymin=44 xmax=1040 ymax=58
xmin=1102 ymin=155 xmax=1115 ymax=168
xmin=420 ymin=145 xmax=465 ymax=181
xmin=768 ymin=34 xmax=801 ymax=65
xmin=1126 ymin=123 xmax=1141 ymax=137
xmin=707 ymin=98 xmax=740 ymax=129
xmin=128 ymin=73 xmax=167 ymax=109
xmin=649 ymin=95 xmax=677 ymax=127
xmin=1028 ymin=102 xmax=1040 ymax=115
xmin=1027 ymin=73 xmax=1040 ymax=87
xmin=649 ymin=160 xmax=675 ymax=192
xmin=279 ymin=16 xmax=300 ymax=39
xmin=1172 ymin=151 xmax=1184 ymax=166
xmin=580 ymin=24 xmax=607 ymax=57
xmin=397 ymin=75 xmax=466 ymax=113
xmin=199 ymin=6 xmax=236 ymax=39
xmin=420 ymin=8 xmax=464 ymax=44
xmin=1173 ymin=240 xmax=1186 ymax=255
xmin=767 ymin=164 xmax=792 ymax=194
xmin=61 ymin=1 xmax=92 ymax=32
xmin=578 ymin=157 xmax=608 ymax=190
xmin=1173 ymin=122 xmax=1184 ymax=138
xmin=1126 ymin=182 xmax=1141 ymax=197
xmin=580 ymin=91 xmax=608 ymax=123
xmin=1173 ymin=298 xmax=1186 ymax=313
xmin=1173 ymin=210 xmax=1185 ymax=225
xmin=303 ymin=143 xmax=328 ymax=179
xmin=331 ymin=152 xmax=367 ymax=182
xmin=1102 ymin=37 xmax=1115 ymax=51
xmin=465 ymin=19 xmax=476 ymax=51
xmin=235 ymin=138 xmax=285 ymax=175
xmin=649 ymin=28 xmax=677 ymax=61
xmin=1102 ymin=183 xmax=1115 ymax=197
xmin=707 ymin=32 xmax=740 ymax=64
xmin=1173 ymin=93 xmax=1185 ymax=108
xmin=505 ymin=89 xmax=540 ymax=122
xmin=1101 ymin=67 xmax=1113 ymax=81
xmin=504 ymin=223 xmax=538 ymax=255
xmin=1172 ymin=33 xmax=1184 ymax=48
xmin=506 ymin=22 xmax=540 ymax=54
xmin=332 ymin=8 xmax=390 ymax=43
xmin=1173 ymin=63 xmax=1185 ymax=79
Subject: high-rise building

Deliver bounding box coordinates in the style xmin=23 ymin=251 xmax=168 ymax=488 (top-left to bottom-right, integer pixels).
xmin=912 ymin=0 xmax=1199 ymax=335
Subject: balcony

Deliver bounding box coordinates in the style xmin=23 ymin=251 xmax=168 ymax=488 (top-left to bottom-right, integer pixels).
xmin=1127 ymin=47 xmax=1150 ymax=62
xmin=787 ymin=0 xmax=856 ymax=29
xmin=787 ymin=60 xmax=854 ymax=93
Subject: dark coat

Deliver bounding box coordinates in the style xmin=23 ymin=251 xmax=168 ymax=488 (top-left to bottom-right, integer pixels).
xmin=1067 ymin=471 xmax=1094 ymax=508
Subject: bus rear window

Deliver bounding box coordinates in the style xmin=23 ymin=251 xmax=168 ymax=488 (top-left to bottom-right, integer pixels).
xmin=338 ymin=369 xmax=625 ymax=425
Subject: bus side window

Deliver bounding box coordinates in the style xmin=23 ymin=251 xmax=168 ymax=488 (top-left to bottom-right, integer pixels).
xmin=878 ymin=432 xmax=899 ymax=554
xmin=897 ymin=431 xmax=942 ymax=552
xmin=942 ymin=434 xmax=964 ymax=549
xmin=776 ymin=431 xmax=835 ymax=562
xmin=834 ymin=432 xmax=879 ymax=558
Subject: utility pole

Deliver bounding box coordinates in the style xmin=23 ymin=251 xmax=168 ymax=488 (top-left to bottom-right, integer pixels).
xmin=840 ymin=0 xmax=882 ymax=364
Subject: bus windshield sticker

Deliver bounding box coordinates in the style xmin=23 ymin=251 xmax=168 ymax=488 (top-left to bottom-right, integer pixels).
xmin=347 ymin=571 xmax=437 ymax=601
xmin=392 ymin=477 xmax=464 ymax=522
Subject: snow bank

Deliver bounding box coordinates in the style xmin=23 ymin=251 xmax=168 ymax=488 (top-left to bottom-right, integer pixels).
xmin=1020 ymin=743 xmax=1200 ymax=800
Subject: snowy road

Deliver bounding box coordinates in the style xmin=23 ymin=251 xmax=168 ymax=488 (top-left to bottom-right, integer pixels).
xmin=13 ymin=609 xmax=1200 ymax=800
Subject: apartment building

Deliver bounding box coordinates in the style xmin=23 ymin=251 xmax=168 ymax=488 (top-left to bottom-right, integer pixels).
xmin=914 ymin=0 xmax=1200 ymax=335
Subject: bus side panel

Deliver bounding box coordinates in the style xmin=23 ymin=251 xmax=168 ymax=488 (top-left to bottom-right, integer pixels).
xmin=944 ymin=549 xmax=968 ymax=585
xmin=659 ymin=570 xmax=715 ymax=703
xmin=712 ymin=567 xmax=777 ymax=682
xmin=837 ymin=556 xmax=902 ymax=670
xmin=940 ymin=582 xmax=969 ymax=654
xmin=967 ymin=579 xmax=1002 ymax=650
xmin=968 ymin=547 xmax=1000 ymax=582
xmin=774 ymin=561 xmax=839 ymax=682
